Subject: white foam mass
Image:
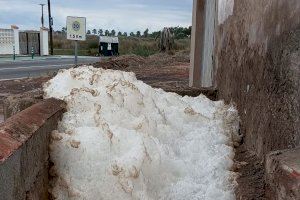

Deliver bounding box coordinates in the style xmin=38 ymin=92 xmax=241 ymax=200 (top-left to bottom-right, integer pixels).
xmin=44 ymin=66 xmax=240 ymax=200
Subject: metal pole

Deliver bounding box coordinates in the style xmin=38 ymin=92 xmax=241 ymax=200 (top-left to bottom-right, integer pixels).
xmin=31 ymin=46 xmax=34 ymax=59
xmin=47 ymin=0 xmax=53 ymax=55
xmin=13 ymin=45 xmax=16 ymax=60
xmin=75 ymin=41 xmax=78 ymax=65
xmin=39 ymin=4 xmax=45 ymax=28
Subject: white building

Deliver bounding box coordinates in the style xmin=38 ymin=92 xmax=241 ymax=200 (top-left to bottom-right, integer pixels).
xmin=0 ymin=25 xmax=49 ymax=56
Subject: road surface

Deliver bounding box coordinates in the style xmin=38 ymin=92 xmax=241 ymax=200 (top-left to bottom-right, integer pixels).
xmin=0 ymin=56 xmax=100 ymax=80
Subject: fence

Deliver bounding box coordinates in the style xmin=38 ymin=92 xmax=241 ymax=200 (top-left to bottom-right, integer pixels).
xmin=0 ymin=29 xmax=15 ymax=55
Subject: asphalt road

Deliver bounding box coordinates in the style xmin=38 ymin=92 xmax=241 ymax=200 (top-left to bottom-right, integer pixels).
xmin=0 ymin=56 xmax=101 ymax=80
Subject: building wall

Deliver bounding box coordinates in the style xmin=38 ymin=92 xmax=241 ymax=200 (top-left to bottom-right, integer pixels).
xmin=13 ymin=27 xmax=20 ymax=55
xmin=40 ymin=28 xmax=49 ymax=56
xmin=201 ymin=0 xmax=217 ymax=87
xmin=189 ymin=0 xmax=205 ymax=88
xmin=0 ymin=28 xmax=18 ymax=55
xmin=214 ymin=0 xmax=300 ymax=158
xmin=0 ymin=26 xmax=20 ymax=55
xmin=0 ymin=27 xmax=47 ymax=56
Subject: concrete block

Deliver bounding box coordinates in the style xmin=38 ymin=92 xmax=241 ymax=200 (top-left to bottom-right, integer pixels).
xmin=266 ymin=147 xmax=300 ymax=200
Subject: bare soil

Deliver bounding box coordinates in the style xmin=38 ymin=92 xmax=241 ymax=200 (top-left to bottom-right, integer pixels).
xmin=93 ymin=52 xmax=217 ymax=98
xmin=234 ymin=145 xmax=267 ymax=200
xmin=0 ymin=77 xmax=50 ymax=123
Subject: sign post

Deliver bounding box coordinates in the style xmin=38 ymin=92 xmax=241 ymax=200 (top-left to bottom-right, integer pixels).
xmin=31 ymin=46 xmax=34 ymax=59
xmin=75 ymin=41 xmax=78 ymax=65
xmin=66 ymin=16 xmax=86 ymax=65
xmin=13 ymin=45 xmax=16 ymax=60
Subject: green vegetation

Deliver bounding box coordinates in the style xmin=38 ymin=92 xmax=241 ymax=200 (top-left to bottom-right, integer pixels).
xmin=54 ymin=26 xmax=191 ymax=57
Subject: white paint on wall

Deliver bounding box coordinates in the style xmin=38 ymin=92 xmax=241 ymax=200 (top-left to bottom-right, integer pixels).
xmin=12 ymin=27 xmax=20 ymax=55
xmin=40 ymin=28 xmax=49 ymax=56
xmin=0 ymin=29 xmax=14 ymax=55
xmin=0 ymin=27 xmax=20 ymax=55
xmin=218 ymin=0 xmax=234 ymax=25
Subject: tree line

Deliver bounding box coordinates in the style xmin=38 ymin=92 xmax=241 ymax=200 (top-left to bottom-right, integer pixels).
xmin=60 ymin=26 xmax=192 ymax=39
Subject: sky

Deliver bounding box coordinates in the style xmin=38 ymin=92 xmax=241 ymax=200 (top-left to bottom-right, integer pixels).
xmin=0 ymin=0 xmax=193 ymax=33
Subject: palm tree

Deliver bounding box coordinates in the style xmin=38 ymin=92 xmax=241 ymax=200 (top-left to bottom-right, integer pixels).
xmin=98 ymin=29 xmax=103 ymax=36
xmin=143 ymin=28 xmax=149 ymax=37
xmin=111 ymin=30 xmax=116 ymax=36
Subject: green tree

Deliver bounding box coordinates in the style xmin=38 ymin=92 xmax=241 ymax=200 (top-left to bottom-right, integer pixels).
xmin=117 ymin=31 xmax=122 ymax=36
xmin=62 ymin=27 xmax=67 ymax=33
xmin=105 ymin=30 xmax=110 ymax=36
xmin=150 ymin=31 xmax=161 ymax=39
xmin=130 ymin=32 xmax=135 ymax=37
xmin=111 ymin=30 xmax=116 ymax=36
xmin=136 ymin=31 xmax=141 ymax=37
xmin=87 ymin=30 xmax=91 ymax=34
xmin=123 ymin=32 xmax=128 ymax=37
xmin=92 ymin=29 xmax=97 ymax=35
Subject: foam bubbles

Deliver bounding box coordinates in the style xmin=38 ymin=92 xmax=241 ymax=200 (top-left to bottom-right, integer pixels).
xmin=44 ymin=66 xmax=239 ymax=200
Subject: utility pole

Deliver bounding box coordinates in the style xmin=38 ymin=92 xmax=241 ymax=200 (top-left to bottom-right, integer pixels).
xmin=39 ymin=4 xmax=45 ymax=27
xmin=47 ymin=0 xmax=54 ymax=55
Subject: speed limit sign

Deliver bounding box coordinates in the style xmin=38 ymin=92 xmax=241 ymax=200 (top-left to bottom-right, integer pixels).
xmin=67 ymin=16 xmax=86 ymax=41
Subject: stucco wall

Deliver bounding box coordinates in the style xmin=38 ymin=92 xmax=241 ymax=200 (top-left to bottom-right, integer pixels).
xmin=215 ymin=0 xmax=300 ymax=158
xmin=0 ymin=99 xmax=65 ymax=200
xmin=0 ymin=29 xmax=15 ymax=55
xmin=0 ymin=27 xmax=20 ymax=55
xmin=40 ymin=28 xmax=49 ymax=56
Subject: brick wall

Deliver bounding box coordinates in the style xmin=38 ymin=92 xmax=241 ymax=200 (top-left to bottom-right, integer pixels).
xmin=0 ymin=99 xmax=65 ymax=200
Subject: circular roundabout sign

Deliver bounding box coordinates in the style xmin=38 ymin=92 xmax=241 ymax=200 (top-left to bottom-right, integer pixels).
xmin=72 ymin=21 xmax=81 ymax=32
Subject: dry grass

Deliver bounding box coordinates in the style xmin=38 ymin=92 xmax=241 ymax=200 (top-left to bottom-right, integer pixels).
xmin=53 ymin=33 xmax=190 ymax=57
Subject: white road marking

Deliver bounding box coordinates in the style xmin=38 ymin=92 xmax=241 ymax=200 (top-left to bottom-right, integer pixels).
xmin=0 ymin=64 xmax=74 ymax=71
xmin=0 ymin=77 xmax=30 ymax=81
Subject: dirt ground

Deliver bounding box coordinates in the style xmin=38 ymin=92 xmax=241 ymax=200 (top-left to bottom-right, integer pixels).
xmin=234 ymin=145 xmax=267 ymax=200
xmin=0 ymin=77 xmax=50 ymax=122
xmin=93 ymin=52 xmax=217 ymax=98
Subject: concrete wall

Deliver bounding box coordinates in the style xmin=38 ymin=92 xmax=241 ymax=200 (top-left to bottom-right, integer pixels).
xmin=13 ymin=26 xmax=20 ymax=55
xmin=0 ymin=26 xmax=48 ymax=56
xmin=266 ymin=148 xmax=300 ymax=200
xmin=190 ymin=2 xmax=300 ymax=198
xmin=0 ymin=29 xmax=14 ymax=55
xmin=201 ymin=0 xmax=217 ymax=87
xmin=0 ymin=99 xmax=65 ymax=200
xmin=0 ymin=26 xmax=20 ymax=55
xmin=40 ymin=28 xmax=49 ymax=56
xmin=189 ymin=0 xmax=205 ymax=88
xmin=190 ymin=0 xmax=217 ymax=88
xmin=214 ymin=0 xmax=300 ymax=159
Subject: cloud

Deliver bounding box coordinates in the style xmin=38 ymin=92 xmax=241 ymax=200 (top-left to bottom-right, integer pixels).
xmin=0 ymin=0 xmax=193 ymax=32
